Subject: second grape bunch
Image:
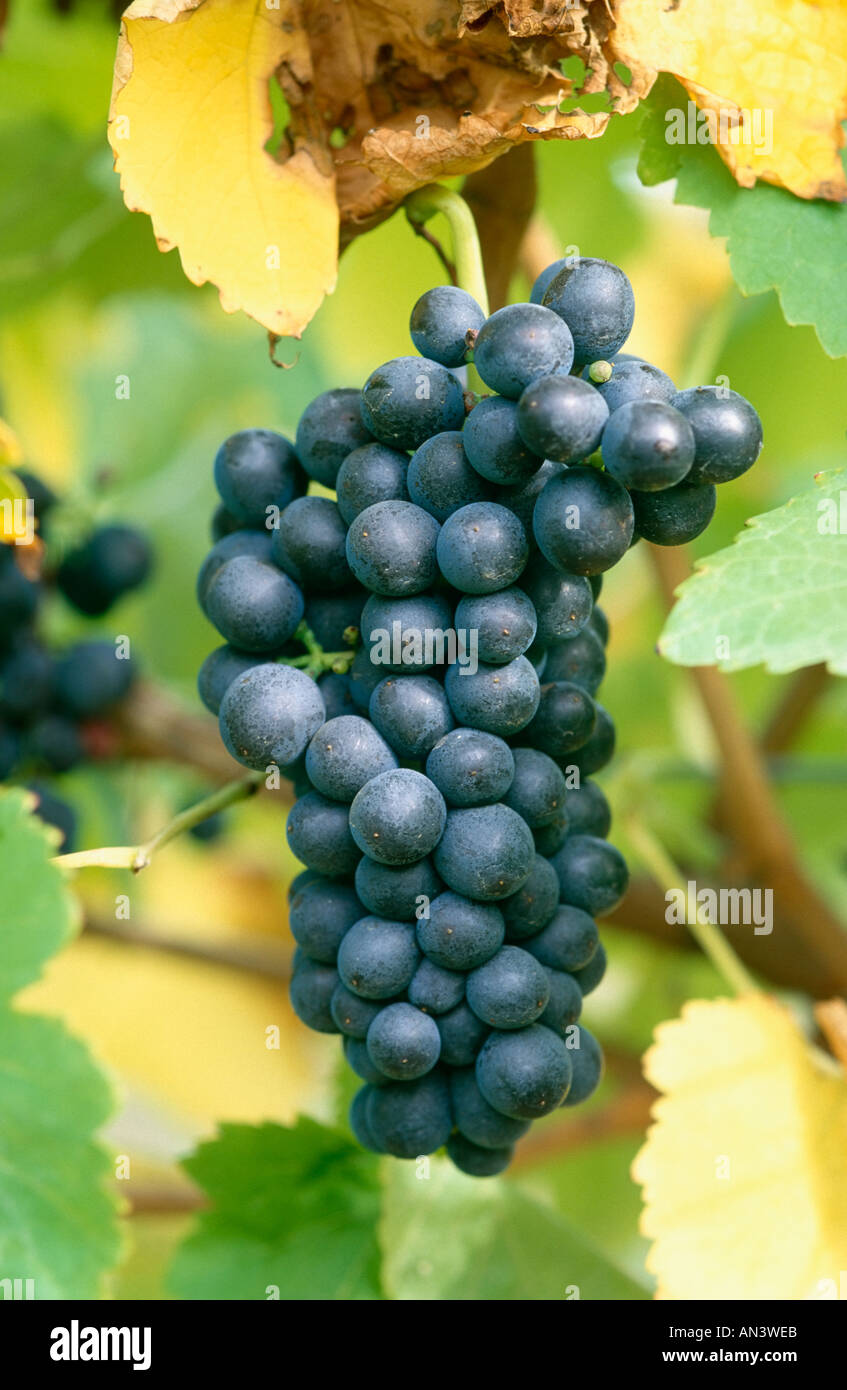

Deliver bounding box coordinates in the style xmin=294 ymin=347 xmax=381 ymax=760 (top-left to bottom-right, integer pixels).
xmin=196 ymin=254 xmax=762 ymax=1176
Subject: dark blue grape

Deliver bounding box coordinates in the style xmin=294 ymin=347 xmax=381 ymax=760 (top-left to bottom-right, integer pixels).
xmin=519 ymin=554 xmax=593 ymax=646
xmin=444 ymin=657 xmax=540 ymax=737
xmin=550 ymin=834 xmax=628 ymax=916
xmin=26 ymin=715 xmax=84 ymax=772
xmin=672 ymin=386 xmax=763 ymax=485
xmin=369 ymin=674 xmax=454 ymax=757
xmin=331 ymin=984 xmax=385 ymax=1039
xmin=54 ymin=641 xmax=135 ymax=717
xmin=542 ymin=257 xmax=635 ymax=365
xmin=304 ymin=589 xmax=364 ymax=650
xmin=289 ymin=877 xmax=364 ymax=962
xmin=590 ymin=605 xmax=609 ymax=647
xmin=407 ymin=958 xmax=465 ymax=1015
xmin=409 ymin=285 xmax=485 ymax=366
xmin=539 ymin=968 xmax=583 ymax=1035
xmin=315 ymin=671 xmax=356 ymax=721
xmin=365 ymin=1070 xmax=452 ymax=1158
xmin=346 ymin=500 xmax=439 ymax=597
xmin=337 ymin=916 xmax=420 ymax=999
xmin=436 ymin=1000 xmax=490 ymax=1066
xmin=295 ymin=388 xmax=372 ymax=487
xmin=569 ymin=940 xmax=607 ymax=996
xmin=463 ymin=396 xmax=543 ymax=485
xmin=534 ymin=466 xmax=634 ymax=576
xmin=286 ymin=789 xmax=360 ymax=877
xmin=601 ymin=399 xmax=695 ymax=492
xmin=289 ymin=956 xmax=340 ymax=1033
xmin=563 ymin=778 xmax=611 ymax=838
xmin=197 ymin=528 xmax=274 ymax=605
xmin=454 ymin=588 xmax=537 ymax=665
xmin=361 ymin=591 xmax=453 ymax=675
xmin=344 ymin=1034 xmax=390 ymax=1085
xmin=447 ymin=1132 xmax=514 ymax=1176
xmin=210 ymin=503 xmax=240 ymax=542
xmin=214 ymin=429 xmax=305 ymax=526
xmin=349 ymin=1085 xmax=383 ymax=1151
xmin=349 ymin=645 xmax=385 ymax=712
xmin=532 ymin=812 xmax=569 ymax=858
xmin=219 ymin=663 xmax=325 ymax=771
xmin=449 ymin=1067 xmax=531 ymax=1148
xmin=360 ymin=357 xmax=465 ymax=450
xmin=270 ymin=496 xmax=350 ymax=593
xmin=529 ymin=258 xmax=569 ymax=305
xmin=544 ymin=627 xmax=606 ymax=695
xmin=500 ymin=854 xmax=560 ymax=940
xmin=630 ymin=477 xmax=717 ymax=546
xmin=433 ymin=804 xmax=535 ymax=901
xmin=436 ymin=501 xmax=527 ymax=595
xmin=503 ymin=747 xmax=567 ymax=829
xmin=523 ymin=904 xmax=598 ymax=972
xmin=523 ymin=680 xmax=597 ymax=758
xmin=417 ymin=890 xmax=505 ymax=970
xmin=583 ymin=358 xmax=675 ymax=412
xmin=56 ymin=524 xmax=153 ymax=616
xmin=0 ymin=640 xmax=53 ymax=722
xmin=476 ymin=1024 xmax=571 ymax=1119
xmin=197 ymin=644 xmax=261 ymax=715
xmin=466 ymin=945 xmax=550 ymax=1030
xmin=204 ymin=555 xmax=304 ymax=652
xmin=0 ymin=560 xmax=39 ymax=640
xmin=561 ymin=1025 xmax=604 ymax=1105
xmin=354 ymin=854 xmax=442 ymax=921
xmin=517 ymin=375 xmax=609 ymax=464
xmin=27 ymin=782 xmax=76 ymax=851
xmin=349 ymin=767 xmax=446 ymax=865
xmin=335 ymin=443 xmax=410 ymax=525
xmin=366 ymin=1001 xmax=441 ymax=1079
xmin=562 ymin=702 xmax=614 ymax=777
xmin=499 ymin=459 xmax=565 ymax=536
xmin=305 ymin=714 xmax=397 ymax=802
xmin=474 ymin=304 xmax=574 ymax=399
xmin=407 ymin=431 xmax=492 ymax=522
xmin=425 ymin=727 xmax=514 ymax=807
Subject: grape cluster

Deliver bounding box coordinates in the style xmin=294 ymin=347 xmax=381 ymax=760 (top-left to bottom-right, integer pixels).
xmin=197 ymin=255 xmax=762 ymax=1177
xmin=0 ymin=471 xmax=151 ymax=847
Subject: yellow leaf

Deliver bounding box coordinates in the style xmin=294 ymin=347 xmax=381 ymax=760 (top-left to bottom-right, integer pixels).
xmin=633 ymin=995 xmax=847 ymax=1299
xmin=108 ymin=0 xmax=339 ymax=338
xmin=611 ymin=0 xmax=847 ymax=200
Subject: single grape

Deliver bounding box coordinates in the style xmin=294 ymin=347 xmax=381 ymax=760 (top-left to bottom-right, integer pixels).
xmin=590 ymin=605 xmax=609 ymax=647
xmin=523 ymin=681 xmax=597 ymax=757
xmin=425 ymin=727 xmax=515 ymax=807
xmin=533 ymin=465 xmax=634 ymax=576
xmin=286 ymin=790 xmax=361 ymax=877
xmin=54 ymin=641 xmax=135 ymax=718
xmin=360 ymin=357 xmax=465 ymax=450
xmin=407 ymin=958 xmax=466 ymax=1015
xmin=290 ymin=877 xmax=363 ymax=963
xmin=454 ymin=587 xmax=537 ymax=665
xmin=539 ymin=968 xmax=583 ymax=1035
xmin=349 ymin=1085 xmax=383 ymax=1152
xmin=517 ymin=375 xmax=609 ymax=464
xmin=601 ymin=399 xmax=695 ymax=492
xmin=349 ymin=645 xmax=385 ymax=712
xmin=532 ymin=812 xmax=569 ymax=858
xmin=305 ymin=714 xmax=397 ymax=802
xmin=500 ymin=854 xmax=560 ymax=940
xmin=542 ymin=257 xmax=635 ymax=365
xmin=499 ymin=459 xmax=565 ymax=536
xmin=26 ymin=715 xmax=84 ymax=773
xmin=331 ymin=984 xmax=386 ymax=1039
xmin=436 ymin=501 xmax=528 ymax=595
xmin=523 ymin=904 xmax=598 ymax=972
xmin=436 ymin=1000 xmax=490 ymax=1066
xmin=562 ymin=778 xmax=611 ymax=838
xmin=315 ymin=671 xmax=356 ymax=721
xmin=630 ymin=477 xmax=717 ymax=546
xmin=270 ymin=496 xmax=350 ymax=593
xmin=346 ymin=500 xmax=440 ymax=597
xmin=417 ymin=890 xmax=505 ymax=970
xmin=503 ymin=747 xmax=567 ymax=829
xmin=354 ymin=855 xmax=442 ymax=922
xmin=26 ymin=782 xmax=77 ymax=851
xmin=365 ymin=1071 xmax=452 ymax=1158
xmin=213 ymin=428 xmax=305 ymax=526
xmin=295 ymin=388 xmax=373 ymax=487
xmin=344 ymin=1034 xmax=390 ymax=1085
xmin=562 ymin=702 xmax=615 ymax=777
xmin=561 ymin=1025 xmax=604 ymax=1105
xmin=476 ymin=1024 xmax=572 ymax=1119
xmin=210 ymin=503 xmax=241 ymax=541
xmin=361 ymin=591 xmax=453 ymax=674
xmin=219 ymin=663 xmax=325 ymax=771
xmin=369 ymin=674 xmax=454 ymax=758
xmin=433 ymin=804 xmax=535 ymax=901
xmin=447 ymin=1132 xmax=514 ymax=1177
xmin=569 ymin=940 xmax=607 ymax=996
xmin=474 ymin=303 xmax=574 ymax=399
xmin=466 ymin=945 xmax=550 ymax=1030
xmin=463 ymin=396 xmax=543 ymax=485
xmin=407 ymin=431 xmax=493 ymax=521
xmin=197 ymin=528 xmax=275 ymax=606
xmin=444 ymin=657 xmax=540 ymax=737
xmin=335 ymin=443 xmax=410 ymax=525
xmin=672 ymin=386 xmax=763 ymax=485
xmin=197 ymin=645 xmax=261 ymax=716
xmin=543 ymin=627 xmax=606 ymax=695
xmin=409 ymin=285 xmax=485 ymax=366
xmin=366 ymin=1001 xmax=441 ymax=1080
xmin=337 ymin=916 xmax=420 ymax=999
xmin=519 ymin=554 xmax=593 ymax=646
xmin=57 ymin=524 xmax=153 ymax=615
xmin=289 ymin=956 xmax=341 ymax=1034
xmin=449 ymin=1067 xmax=531 ymax=1149
xmin=204 ymin=555 xmax=304 ymax=652
xmin=550 ymin=834 xmax=629 ymax=916
xmin=0 ymin=560 xmax=39 ymax=639
xmin=0 ymin=640 xmax=54 ymax=722
xmin=348 ymin=767 xmax=446 ymax=865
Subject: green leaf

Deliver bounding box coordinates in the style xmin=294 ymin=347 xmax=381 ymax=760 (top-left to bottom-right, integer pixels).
xmin=0 ymin=788 xmax=79 ymax=1000
xmin=379 ymin=1157 xmax=649 ymax=1300
xmin=660 ymin=468 xmax=847 ymax=674
xmin=169 ymin=1120 xmax=384 ymax=1300
xmin=0 ymin=790 xmax=122 ymax=1298
xmin=638 ymin=79 xmax=847 ymax=358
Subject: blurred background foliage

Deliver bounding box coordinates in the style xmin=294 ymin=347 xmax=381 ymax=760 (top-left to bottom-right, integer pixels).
xmin=2 ymin=0 xmax=845 ymax=1298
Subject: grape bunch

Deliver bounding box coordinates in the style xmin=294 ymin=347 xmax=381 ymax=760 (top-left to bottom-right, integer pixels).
xmin=0 ymin=470 xmax=151 ymax=847
xmin=196 ymin=254 xmax=762 ymax=1177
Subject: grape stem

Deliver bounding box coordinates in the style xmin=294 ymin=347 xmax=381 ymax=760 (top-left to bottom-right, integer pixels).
xmin=404 ymin=183 xmax=490 ymax=393
xmin=624 ymin=814 xmax=759 ymax=996
xmin=278 ymin=619 xmax=357 ymax=678
xmin=52 ymin=772 xmax=263 ymax=873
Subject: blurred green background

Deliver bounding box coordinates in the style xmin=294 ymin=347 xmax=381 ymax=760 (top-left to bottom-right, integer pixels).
xmin=3 ymin=0 xmax=846 ymax=1298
